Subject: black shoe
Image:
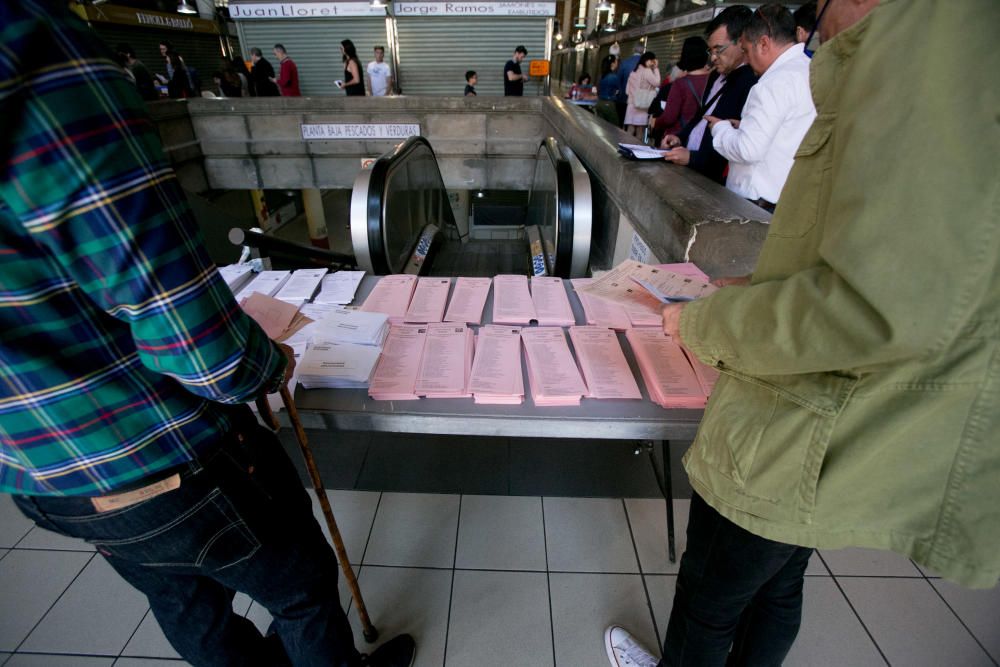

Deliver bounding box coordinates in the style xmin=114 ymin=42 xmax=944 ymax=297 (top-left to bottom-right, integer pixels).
xmin=361 ymin=634 xmax=416 ymax=667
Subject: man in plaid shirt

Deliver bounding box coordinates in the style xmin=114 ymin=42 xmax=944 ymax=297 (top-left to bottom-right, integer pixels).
xmin=0 ymin=3 xmax=414 ymax=665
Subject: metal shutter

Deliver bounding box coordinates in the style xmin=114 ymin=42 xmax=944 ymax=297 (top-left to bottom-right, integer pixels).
xmin=236 ymin=18 xmax=391 ymax=96
xmin=645 ymin=23 xmax=708 ymax=69
xmin=394 ymin=18 xmax=547 ymax=96
xmin=91 ymin=24 xmax=227 ymax=89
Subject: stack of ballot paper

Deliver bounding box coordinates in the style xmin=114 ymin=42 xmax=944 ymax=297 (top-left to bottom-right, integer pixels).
xmin=683 ymin=350 xmax=720 ymax=397
xmin=314 ymin=270 xmax=366 ymax=305
xmin=571 ymin=278 xmax=631 ymax=330
xmin=369 ymin=325 xmax=428 ymax=400
xmin=299 ymin=303 xmax=343 ymax=323
xmin=625 ymin=328 xmax=708 ymax=408
xmin=492 ymin=274 xmax=538 ymax=325
xmin=520 ymin=327 xmax=588 ymax=406
xmin=360 ymin=274 xmax=418 ymax=323
xmin=404 ymin=277 xmax=451 ymax=323
xmin=234 ymin=270 xmax=291 ymax=302
xmin=444 ymin=277 xmax=492 ymax=324
xmin=239 ymin=292 xmax=313 ymax=342
xmin=314 ymin=308 xmax=389 ymax=347
xmin=274 ymin=268 xmax=327 ymax=306
xmin=530 ymin=277 xmax=576 ymax=326
xmin=568 ymin=327 xmax=641 ymax=400
xmin=469 ymin=326 xmax=524 ymax=404
xmin=297 ymin=338 xmax=382 ymax=389
xmin=414 ymin=324 xmax=475 ymax=398
xmin=219 ymin=264 xmax=256 ymax=296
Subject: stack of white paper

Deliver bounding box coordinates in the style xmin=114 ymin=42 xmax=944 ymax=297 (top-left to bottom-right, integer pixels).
xmin=234 ymin=270 xmax=291 ymax=302
xmin=314 ymin=270 xmax=366 ymax=305
xmin=492 ymin=274 xmax=538 ymax=325
xmin=531 ymin=277 xmax=576 ymax=326
xmin=369 ymin=325 xmax=428 ymax=401
xmin=571 ymin=278 xmax=631 ymax=330
xmin=219 ymin=264 xmax=256 ymax=295
xmin=314 ymin=308 xmax=390 ymax=347
xmin=625 ymin=328 xmax=707 ymax=408
xmin=414 ymin=324 xmax=475 ymax=398
xmin=404 ymin=277 xmax=452 ymax=323
xmin=360 ymin=274 xmax=418 ymax=323
xmin=299 ymin=303 xmax=343 ymax=322
xmin=274 ymin=268 xmax=327 ymax=306
xmin=297 ymin=338 xmax=382 ymax=389
xmin=469 ymin=326 xmax=524 ymax=404
xmin=520 ymin=327 xmax=588 ymax=406
xmin=444 ymin=277 xmax=492 ymax=324
xmin=568 ymin=327 xmax=642 ymax=399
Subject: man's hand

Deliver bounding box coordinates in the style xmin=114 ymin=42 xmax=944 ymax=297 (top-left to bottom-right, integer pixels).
xmin=662 ymin=303 xmax=685 ymax=341
xmin=660 ymin=134 xmax=681 ymax=149
xmin=663 ymin=147 xmax=690 ymax=165
xmin=711 ymin=275 xmax=752 ymax=288
xmin=277 ymin=343 xmax=296 ymax=389
xmin=704 ymin=114 xmax=722 ymax=130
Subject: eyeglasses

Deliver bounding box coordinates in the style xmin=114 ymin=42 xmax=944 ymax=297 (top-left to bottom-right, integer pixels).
xmin=706 ymin=42 xmax=734 ymax=58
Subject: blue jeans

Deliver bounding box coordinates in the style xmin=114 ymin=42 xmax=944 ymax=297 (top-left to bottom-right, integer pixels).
xmin=14 ymin=407 xmax=361 ymax=667
xmin=660 ymin=493 xmax=813 ymax=667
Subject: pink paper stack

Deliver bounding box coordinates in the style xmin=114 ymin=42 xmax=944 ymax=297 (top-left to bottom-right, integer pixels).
xmin=469 ymin=326 xmax=524 ymax=404
xmin=530 ymin=277 xmax=576 ymax=326
xmin=683 ymin=349 xmax=720 ymax=397
xmin=625 ymin=328 xmax=708 ymax=408
xmin=520 ymin=327 xmax=588 ymax=406
xmin=492 ymin=274 xmax=538 ymax=325
xmin=444 ymin=277 xmax=492 ymax=324
xmin=568 ymin=326 xmax=641 ymax=400
xmin=414 ymin=324 xmax=475 ymax=399
xmin=360 ymin=274 xmax=418 ymax=323
xmin=368 ymin=325 xmax=428 ymax=401
xmin=571 ymin=278 xmax=631 ymax=331
xmin=403 ymin=277 xmax=451 ymax=323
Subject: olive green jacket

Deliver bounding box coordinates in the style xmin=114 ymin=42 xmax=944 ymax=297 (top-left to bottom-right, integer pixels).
xmin=679 ymin=0 xmax=1000 ymax=588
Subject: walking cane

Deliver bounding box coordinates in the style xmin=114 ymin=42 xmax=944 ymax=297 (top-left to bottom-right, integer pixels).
xmin=255 ymin=389 xmax=380 ymax=643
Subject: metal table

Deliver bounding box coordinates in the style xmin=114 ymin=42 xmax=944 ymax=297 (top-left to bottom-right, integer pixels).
xmin=294 ymin=276 xmax=704 ymax=561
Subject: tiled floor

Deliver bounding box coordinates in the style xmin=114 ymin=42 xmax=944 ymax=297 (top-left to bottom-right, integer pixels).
xmin=1 ymin=492 xmax=997 ymax=667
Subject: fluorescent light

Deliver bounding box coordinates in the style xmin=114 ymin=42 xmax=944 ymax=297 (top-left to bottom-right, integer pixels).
xmin=177 ymin=0 xmax=197 ymax=14
xmin=371 ymin=0 xmax=387 ymax=7
xmin=596 ymin=0 xmax=611 ymax=10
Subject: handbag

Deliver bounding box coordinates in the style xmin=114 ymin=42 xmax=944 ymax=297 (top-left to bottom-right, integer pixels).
xmin=633 ymin=86 xmax=656 ymax=110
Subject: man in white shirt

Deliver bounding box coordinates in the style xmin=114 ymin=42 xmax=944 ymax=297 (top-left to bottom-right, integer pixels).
xmin=706 ymin=4 xmax=816 ymax=210
xmin=366 ymin=46 xmax=393 ymax=96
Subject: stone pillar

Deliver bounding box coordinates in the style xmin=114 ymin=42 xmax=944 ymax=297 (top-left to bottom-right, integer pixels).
xmin=195 ymin=0 xmax=214 ymax=20
xmin=561 ymin=0 xmax=573 ymax=44
xmin=302 ymin=189 xmax=330 ymax=249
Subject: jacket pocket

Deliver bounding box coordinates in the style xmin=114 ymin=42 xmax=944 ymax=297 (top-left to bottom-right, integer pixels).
xmin=768 ymin=113 xmax=835 ymax=239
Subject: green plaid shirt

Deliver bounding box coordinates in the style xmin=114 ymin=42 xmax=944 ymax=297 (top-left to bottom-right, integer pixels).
xmin=0 ymin=2 xmax=285 ymax=495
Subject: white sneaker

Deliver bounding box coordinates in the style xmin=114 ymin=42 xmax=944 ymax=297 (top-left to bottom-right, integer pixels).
xmin=604 ymin=625 xmax=660 ymax=667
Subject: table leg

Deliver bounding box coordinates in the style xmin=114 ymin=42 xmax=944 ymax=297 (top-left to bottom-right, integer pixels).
xmin=645 ymin=440 xmax=676 ymax=563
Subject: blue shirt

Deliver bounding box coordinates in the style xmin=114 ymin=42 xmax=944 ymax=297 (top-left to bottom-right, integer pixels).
xmin=598 ymin=73 xmax=619 ymax=101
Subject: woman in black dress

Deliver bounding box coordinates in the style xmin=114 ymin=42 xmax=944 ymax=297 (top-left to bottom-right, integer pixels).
xmin=340 ymin=39 xmax=365 ymax=96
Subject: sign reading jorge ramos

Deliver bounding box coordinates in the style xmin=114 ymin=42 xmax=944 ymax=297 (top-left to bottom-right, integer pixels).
xmin=394 ymin=2 xmax=555 ymax=16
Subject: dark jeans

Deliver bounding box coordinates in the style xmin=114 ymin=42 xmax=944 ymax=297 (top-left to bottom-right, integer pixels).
xmin=14 ymin=408 xmax=360 ymax=667
xmin=660 ymin=493 xmax=813 ymax=667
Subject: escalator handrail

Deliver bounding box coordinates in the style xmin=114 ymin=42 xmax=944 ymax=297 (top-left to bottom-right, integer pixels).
xmin=228 ymin=228 xmax=356 ymax=268
xmin=532 ymin=137 xmax=577 ymax=279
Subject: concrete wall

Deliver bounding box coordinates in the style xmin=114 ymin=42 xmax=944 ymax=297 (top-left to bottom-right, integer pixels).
xmin=152 ymin=96 xmax=770 ymax=278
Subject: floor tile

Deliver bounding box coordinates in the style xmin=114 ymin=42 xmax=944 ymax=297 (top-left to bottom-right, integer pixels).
xmin=544 ymin=497 xmax=639 ymax=573
xmin=347 ymin=566 xmax=452 ymax=667
xmin=4 ymin=654 xmax=114 ymax=666
xmin=0 ymin=495 xmax=34 ymax=549
xmin=803 ymin=552 xmax=829 ymax=575
xmin=913 ymin=560 xmax=942 ymax=578
xmin=363 ymin=493 xmax=460 ymax=568
xmin=455 ymin=495 xmax=546 ymax=571
xmin=626 ymin=498 xmax=689 ymax=574
xmin=15 ymin=526 xmax=94 ymax=552
xmin=445 ymin=570 xmax=553 ymax=667
xmin=644 ymin=574 xmax=678 ymax=640
xmin=550 ymin=573 xmax=659 ymax=667
xmin=840 ymin=577 xmax=993 ymax=666
xmin=21 ymin=556 xmax=147 ymax=655
xmin=930 ymin=579 xmax=1000 ymax=662
xmin=819 ymin=547 xmax=922 ymax=577
xmin=121 ymin=612 xmax=180 ymax=660
xmin=785 ymin=577 xmax=884 ymax=666
xmin=357 ymin=434 xmax=508 ymax=495
xmin=311 ymin=490 xmax=381 ymax=565
xmin=0 ymin=550 xmax=92 ymax=651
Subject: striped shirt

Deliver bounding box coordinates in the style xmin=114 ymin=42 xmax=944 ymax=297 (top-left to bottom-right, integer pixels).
xmin=0 ymin=2 xmax=286 ymax=495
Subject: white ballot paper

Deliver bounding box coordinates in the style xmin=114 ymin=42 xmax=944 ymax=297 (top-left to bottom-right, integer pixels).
xmin=578 ymin=260 xmax=717 ymax=321
xmin=274 ymin=268 xmax=327 ymax=306
xmin=469 ymin=325 xmax=524 ymax=404
xmin=369 ymin=325 xmax=428 ymax=400
xmin=297 ymin=339 xmax=382 ymax=389
xmin=219 ymin=264 xmax=255 ymax=295
xmin=530 ymin=277 xmax=576 ymax=326
xmin=360 ymin=274 xmax=418 ymax=323
xmin=314 ymin=270 xmax=366 ymax=305
xmin=492 ymin=274 xmax=537 ymax=325
xmin=520 ymin=327 xmax=588 ymax=406
xmin=414 ymin=324 xmax=473 ymax=398
xmin=234 ymin=270 xmax=290 ymax=302
xmin=404 ymin=277 xmax=451 ymax=323
xmin=568 ymin=326 xmax=641 ymax=399
xmin=314 ymin=308 xmax=389 ymax=347
xmin=444 ymin=277 xmax=492 ymax=324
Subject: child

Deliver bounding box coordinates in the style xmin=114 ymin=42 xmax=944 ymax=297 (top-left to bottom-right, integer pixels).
xmin=464 ymin=70 xmax=477 ymax=96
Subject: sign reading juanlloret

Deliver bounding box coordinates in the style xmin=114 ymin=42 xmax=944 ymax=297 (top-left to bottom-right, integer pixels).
xmin=394 ymin=2 xmax=556 ymax=16
xmin=230 ymin=2 xmax=387 ymax=18
xmin=301 ymin=124 xmax=421 ymax=140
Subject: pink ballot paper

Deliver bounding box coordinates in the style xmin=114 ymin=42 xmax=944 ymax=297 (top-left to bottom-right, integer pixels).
xmin=492 ymin=274 xmax=538 ymax=325
xmin=369 ymin=325 xmax=428 ymax=401
xmin=571 ymin=278 xmax=630 ymax=331
xmin=414 ymin=324 xmax=473 ymax=398
xmin=530 ymin=277 xmax=576 ymax=326
xmin=360 ymin=274 xmax=418 ymax=323
xmin=625 ymin=328 xmax=707 ymax=408
xmin=404 ymin=277 xmax=451 ymax=323
xmin=568 ymin=327 xmax=641 ymax=400
xmin=444 ymin=277 xmax=492 ymax=324
xmin=469 ymin=326 xmax=524 ymax=404
xmin=683 ymin=349 xmax=720 ymax=397
xmin=240 ymin=292 xmax=305 ymax=341
xmin=656 ymin=262 xmax=711 ymax=283
xmin=520 ymin=327 xmax=588 ymax=406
